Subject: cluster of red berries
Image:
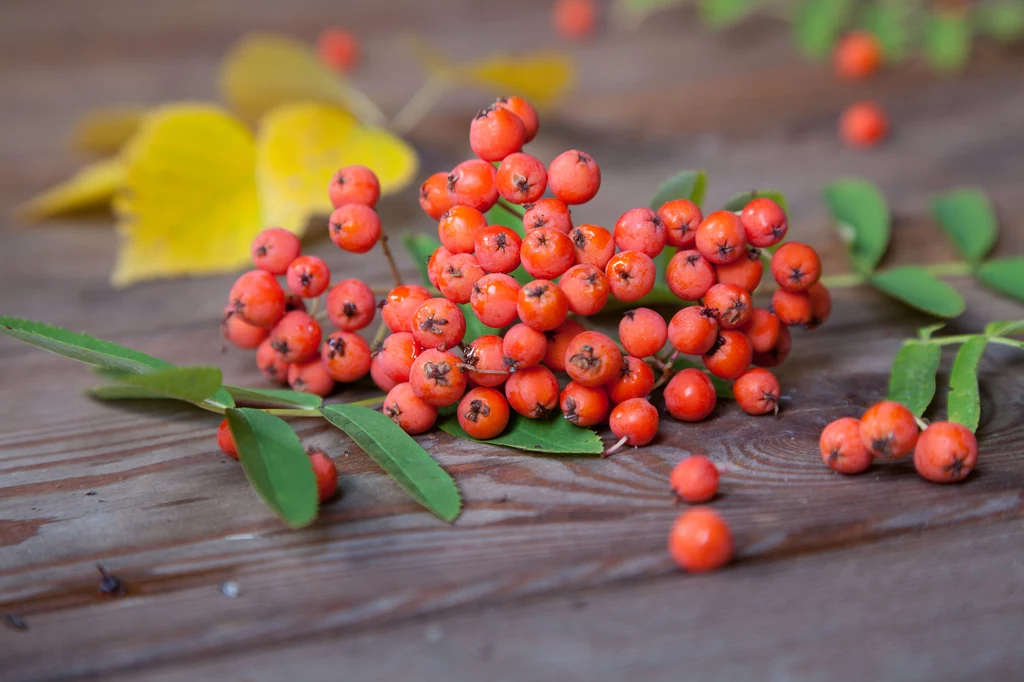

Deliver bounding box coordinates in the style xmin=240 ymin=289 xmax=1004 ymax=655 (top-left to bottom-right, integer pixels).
xmin=820 ymin=401 xmax=979 ymax=484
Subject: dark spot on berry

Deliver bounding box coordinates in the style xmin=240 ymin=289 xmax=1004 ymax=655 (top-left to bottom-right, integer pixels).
xmin=97 ymin=564 xmax=126 ymax=597
xmin=572 ymin=229 xmax=586 ymax=249
xmin=255 ymin=244 xmax=268 ymax=258
xmin=419 ymin=314 xmax=449 ymax=335
xmin=619 ymin=362 xmax=632 ymax=379
xmin=716 ymin=242 xmax=735 ymax=259
xmin=576 ymin=152 xmax=590 ymax=165
xmin=445 ymin=264 xmax=464 ymax=279
xmin=532 ymin=217 xmax=549 ymax=229
xmin=377 ymin=299 xmax=387 ymax=309
xmin=343 ymin=302 xmax=358 ymax=318
xmin=271 ymin=339 xmax=291 ymax=357
xmin=513 ymin=173 xmax=530 ymax=194
xmin=944 ymin=453 xmax=967 ymax=479
xmin=472 ymin=283 xmax=482 ymax=296
xmin=329 ymin=221 xmax=341 ymax=235
xmin=326 ymin=335 xmax=347 ymax=358
xmin=420 ymin=185 xmax=430 ymax=201
xmin=871 ymin=436 xmax=893 ymax=456
xmin=423 ymin=360 xmax=453 ymax=386
xmin=371 ymin=339 xmax=385 ymax=356
xmin=771 ymin=224 xmax=784 ymax=238
xmin=829 ymin=448 xmax=841 ymax=464
xmin=722 ymin=299 xmax=748 ymax=326
xmin=585 ymin=272 xmax=600 ymax=287
xmin=464 ymin=398 xmax=491 ymax=423
xmin=563 ymin=396 xmax=579 ymax=423
xmin=699 ymin=306 xmax=717 ymax=318
xmin=526 ymin=284 xmax=549 ymax=299
xmin=385 ymin=401 xmax=402 ymax=422
xmin=440 ymin=209 xmax=452 ymax=221
xmin=747 ymin=247 xmax=762 ymax=261
xmin=789 ymin=267 xmax=806 ymax=284
xmin=292 ymin=376 xmax=306 ymax=390
xmin=502 ymin=355 xmax=518 ymax=370
xmin=446 ymin=173 xmax=458 ymax=192
xmin=299 ymin=271 xmax=313 ymax=288
xmin=651 ymin=215 xmax=663 ymax=227
xmin=623 ymin=310 xmax=636 ymax=320
xmin=335 ymin=172 xmax=347 ymax=186
xmin=568 ymin=345 xmax=601 ymax=372
xmin=474 ymin=106 xmax=493 ymax=120
xmin=534 ymin=233 xmax=551 ymax=248
xmin=462 ymin=346 xmax=480 ymax=367
xmin=534 ymin=403 xmax=556 ymax=419
xmin=616 ymin=269 xmax=633 ymax=282
xmin=705 ymin=335 xmax=726 ymax=357
xmin=495 ymin=232 xmax=508 ymax=250
xmin=685 ymin=253 xmax=700 ymax=266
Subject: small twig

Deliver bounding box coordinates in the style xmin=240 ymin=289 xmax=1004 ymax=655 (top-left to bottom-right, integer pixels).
xmin=378 ymin=234 xmax=404 ymax=288
xmin=372 ymin=320 xmax=389 ymax=348
xmin=914 ymin=416 xmax=929 ymax=431
xmin=390 ymin=75 xmax=453 ymax=135
xmin=497 ymin=198 xmax=526 ymax=219
xmin=603 ymin=435 xmax=629 ymax=457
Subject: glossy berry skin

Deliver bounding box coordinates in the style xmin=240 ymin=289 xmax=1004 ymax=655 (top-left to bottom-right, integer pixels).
xmin=383 ymin=382 xmax=438 ymax=435
xmin=502 ymin=323 xmax=548 ymax=370
xmin=560 ymin=381 xmax=610 ymax=427
xmin=664 ymin=368 xmax=716 ymax=422
xmin=495 ymin=96 xmax=539 ymax=142
xmin=474 ymin=225 xmax=522 ymax=274
xmin=222 ymin=308 xmax=268 ymax=350
xmin=288 ymin=359 xmax=336 ymax=397
xmin=327 ymin=279 xmax=376 ymax=332
xmin=695 ymin=210 xmax=747 ymax=265
xmin=438 ymin=206 xmax=488 ymax=255
xmin=256 ymin=338 xmax=289 ymax=384
xmin=329 ymin=204 xmax=381 ymax=254
xmin=321 ymin=331 xmax=372 ymax=383
xmin=317 ymin=28 xmax=359 ymax=74
xmin=382 ymin=284 xmax=432 ymax=334
xmin=427 ymin=246 xmax=453 ymax=289
xmin=419 ymin=172 xmax=453 ymax=220
xmin=438 ymin=252 xmax=486 ymax=304
xmin=328 ymin=165 xmax=379 ymax=208
xmin=613 ymin=208 xmax=667 ymax=258
xmin=771 ymin=289 xmax=813 ymax=327
xmin=217 ymin=418 xmax=238 ymax=459
xmin=670 ymin=456 xmax=719 ymax=504
xmin=553 ymin=0 xmax=597 ymax=41
xmin=666 ymin=250 xmax=716 ymax=301
xmin=668 ymin=306 xmax=719 ymax=356
xmin=469 ymin=105 xmax=525 ymax=162
xmin=457 ymin=387 xmax=511 ymax=440
xmin=753 ymin=324 xmax=791 ymax=368
xmin=914 ymin=422 xmax=978 ymax=484
xmin=547 ymin=150 xmax=601 ymax=205
xmin=715 ymin=247 xmax=764 ymax=293
xmin=570 ymin=223 xmax=615 ymax=269
xmin=496 ymin=152 xmax=547 ymax=204
xmin=411 ymin=298 xmax=466 ymax=351
xmin=834 ymin=32 xmax=882 ymax=81
xmin=820 ymin=417 xmax=873 ymax=475
xmin=860 ymin=401 xmax=919 ymax=459
xmin=605 ymin=250 xmax=656 ymax=302
xmin=564 ymin=331 xmax=623 ymax=387
xmin=806 ymin=282 xmax=832 ymax=329
xmin=739 ymin=308 xmax=781 ymax=354
xmin=702 ymin=331 xmax=753 ymax=381
xmin=370 ymin=356 xmax=399 ymax=393
xmin=517 ymin=280 xmax=569 ymax=332
xmin=703 ymin=283 xmax=753 ymax=330
xmin=560 ymin=264 xmax=610 ymax=317
xmin=251 ymin=227 xmax=301 ymax=275
xmin=619 ymin=308 xmax=667 ymax=359
xmin=229 ymin=270 xmax=286 ymax=329
xmin=307 ymin=448 xmax=339 ymax=502
xmin=543 ymin=320 xmax=586 ymax=372
xmin=520 ymin=227 xmax=575 ymax=280
xmin=409 ymin=349 xmax=467 ymax=407
xmin=463 ymin=335 xmax=510 ymax=387
xmin=733 ymin=368 xmax=780 ymax=416
xmin=840 ymin=101 xmax=888 ymax=148
xmin=609 ymin=398 xmax=659 ymax=447
xmin=771 ymin=242 xmax=822 ymax=292
xmin=286 ymin=255 xmax=330 ymax=299
xmin=270 ymin=311 xmax=322 ymax=363
xmin=668 ymin=507 xmax=733 ymax=573
xmin=447 ymin=159 xmax=499 ymax=213
xmin=470 ymin=273 xmax=521 ymax=329
xmin=524 ymin=198 xmax=573 ymax=234
xmin=605 ymin=356 xmax=655 ymax=404
xmin=658 ymin=199 xmax=703 ymax=249
xmin=505 ymin=365 xmax=560 ymax=419
xmin=740 ymin=198 xmax=788 ymax=248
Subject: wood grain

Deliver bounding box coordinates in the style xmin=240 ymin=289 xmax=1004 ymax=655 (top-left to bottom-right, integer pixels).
xmin=1 ymin=0 xmax=1023 ymax=679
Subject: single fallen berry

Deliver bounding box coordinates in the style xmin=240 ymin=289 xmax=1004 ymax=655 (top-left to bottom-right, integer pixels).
xmin=752 ymin=324 xmax=792 ymax=368
xmin=658 ymin=199 xmax=702 ymax=249
xmin=695 ymin=210 xmax=747 ymax=265
xmin=714 ymin=247 xmax=764 ymax=293
xmin=494 ymin=96 xmax=539 ymax=143
xmin=740 ymin=198 xmax=788 ymax=248
xmin=328 ymin=165 xmax=379 ymax=208
xmin=523 ymin=198 xmax=573 ymax=234
xmin=771 ymin=242 xmax=822 ymax=292
xmin=703 ymin=283 xmax=753 ymax=330
xmin=859 ymin=400 xmax=919 ymax=459
xmin=470 ymin=273 xmax=521 ymax=329
xmin=543 ymin=319 xmax=586 ymax=372
xmin=438 ymin=205 xmax=488 ymax=255
xmin=384 ymin=382 xmax=438 ymax=435
xmin=382 ymin=284 xmax=432 ymax=334
xmin=229 ymin=270 xmax=286 ymax=329
xmin=447 ymin=159 xmax=499 ymax=213
xmin=559 ymin=264 xmax=611 ymax=317
xmin=469 ymin=105 xmax=525 ymax=162
xmin=520 ymin=227 xmax=575 ymax=280
xmin=217 ymin=418 xmax=238 ymax=459
xmin=619 ymin=308 xmax=668 ymax=359
xmin=287 ymin=358 xmax=336 ymax=397
xmin=409 ymin=348 xmax=467 ymax=407
xmin=329 ymin=204 xmax=382 ymax=254
xmin=321 ymin=331 xmax=372 ymax=383
xmin=605 ymin=355 xmax=655 ymax=404
xmin=269 ymin=311 xmax=322 ymax=363
xmin=665 ymin=250 xmax=716 ymax=301
xmin=564 ymin=331 xmax=624 ymax=387
xmin=605 ymin=250 xmax=656 ymax=302
xmin=806 ymin=282 xmax=832 ymax=329
xmin=419 ymin=172 xmax=453 ymax=220
xmin=607 ymin=398 xmax=659 ymax=453
xmin=702 ymin=331 xmax=753 ymax=380
xmin=547 ymin=150 xmax=601 ymax=205
xmin=733 ymin=368 xmax=780 ymax=416
xmin=739 ymin=308 xmax=781 ymax=354
xmin=326 ymin=278 xmax=376 ymax=332
xmin=670 ymin=456 xmax=719 ymax=504
xmin=377 ymin=332 xmax=422 ymax=383
xmin=570 ymin=223 xmax=615 ymax=269
xmin=613 ymin=208 xmax=666 ymax=258
xmin=251 ymin=227 xmax=301 ymax=275
xmin=668 ymin=507 xmax=734 ymax=573
xmin=913 ymin=421 xmax=978 ymax=484
xmin=502 ymin=323 xmax=548 ymax=370
xmin=221 ymin=307 xmax=268 ymax=350
xmin=505 ymin=365 xmax=560 ymax=419
xmin=553 ymin=0 xmax=597 ymax=41
xmin=411 ymin=298 xmax=466 ymax=351
xmin=316 ymin=27 xmax=360 ymax=74
xmin=474 ymin=224 xmax=522 ymax=274
xmin=286 ymin=255 xmax=331 ymax=299
xmin=256 ymin=337 xmax=289 ymax=384
xmin=668 ymin=306 xmax=719 ymax=356
xmin=437 ymin=252 xmax=486 ymax=304
xmin=840 ymin=101 xmax=888 ymax=148
xmin=834 ymin=32 xmax=882 ymax=81
xmin=771 ymin=288 xmax=814 ymax=327
xmin=307 ymin=447 xmax=339 ymax=502
xmin=820 ymin=417 xmax=873 ymax=475
xmin=457 ymin=387 xmax=511 ymax=440
xmin=560 ymin=381 xmax=611 ymax=427
xmin=463 ymin=335 xmax=510 ymax=388
xmin=517 ymin=280 xmax=570 ymax=332
xmin=664 ymin=368 xmax=717 ymax=422
xmin=496 ymin=152 xmax=547 ymax=205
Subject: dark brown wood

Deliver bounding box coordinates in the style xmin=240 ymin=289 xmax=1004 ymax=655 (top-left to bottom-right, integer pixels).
xmin=1 ymin=1 xmax=1023 ymax=679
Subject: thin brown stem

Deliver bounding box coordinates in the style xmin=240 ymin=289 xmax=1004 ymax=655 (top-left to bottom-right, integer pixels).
xmin=497 ymin=198 xmax=526 ymax=218
xmin=379 ymin=234 xmax=404 ymax=287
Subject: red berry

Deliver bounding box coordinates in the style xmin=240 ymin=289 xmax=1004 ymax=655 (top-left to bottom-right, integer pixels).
xmin=570 ymin=223 xmax=615 ymax=269
xmin=560 ymin=381 xmax=610 ymax=427
xmin=820 ymin=417 xmax=873 ymax=475
xmin=658 ymin=199 xmax=703 ymax=249
xmin=427 ymin=246 xmax=453 ymax=289
xmin=326 ymin=278 xmax=376 ymax=332
xmin=409 ymin=348 xmax=467 ymax=407
xmin=733 ymin=368 xmax=780 ymax=415
xmin=284 ymin=293 xmax=307 ymax=313
xmin=702 ymin=331 xmax=752 ymax=380
xmin=270 ymin=311 xmax=322 ymax=363
xmin=553 ymin=0 xmax=597 ymax=41
xmin=771 ymin=242 xmax=822 ymax=292
xmin=547 ymin=150 xmax=601 ymax=205
xmin=609 ymin=398 xmax=659 ymax=447
xmin=740 ymin=198 xmax=788 ymax=248
xmin=378 ymin=332 xmax=421 ymax=383
xmin=437 ymin=252 xmax=486 ymax=304
xmin=384 ymin=382 xmax=438 ymax=435
xmin=496 ymin=152 xmax=547 ymax=204
xmin=307 ymin=447 xmax=339 ymax=502
xmin=382 ymin=284 xmax=432 ymax=334
xmin=806 ymin=282 xmax=832 ymax=329
xmin=286 ymin=255 xmax=331 ymax=299
xmin=664 ymin=368 xmax=716 ymax=422
xmin=517 ymin=280 xmax=570 ymax=332
xmin=287 ymin=358 xmax=336 ymax=396
xmin=614 ymin=208 xmax=667 ymax=258
xmin=543 ymin=320 xmax=587 ymax=372
xmin=469 ymin=105 xmax=525 ymax=162
xmin=411 ymin=298 xmax=466 ymax=351
xmin=739 ymin=308 xmax=781 ymax=354
xmin=670 ymin=456 xmax=719 ymax=504
xmin=703 ymin=282 xmax=753 ymax=330
xmin=559 ymin=264 xmax=610 ymax=317
xmin=523 ymin=198 xmax=573 ymax=233
xmin=520 ymin=227 xmax=575 ymax=280
xmin=321 ymin=331 xmax=372 ymax=383
xmin=714 ymin=247 xmax=764 ymax=293
xmin=370 ymin=355 xmax=399 ymax=393
xmin=229 ymin=270 xmax=286 ymax=328
xmin=419 ymin=172 xmax=453 ymax=220
xmin=457 ymin=387 xmax=511 ymax=440
xmin=217 ymin=418 xmax=238 ymax=459
xmin=668 ymin=507 xmax=733 ymax=573
xmin=668 ymin=306 xmax=719 ymax=356
xmin=753 ymin=324 xmax=792 ymax=368
xmin=605 ymin=250 xmax=656 ymax=302
xmin=328 ymin=165 xmax=379 ymax=209
xmin=447 ymin=159 xmax=499 ymax=213
xmin=619 ymin=308 xmax=667 ymax=359
xmin=329 ymin=204 xmax=381 ymax=253
xmin=463 ymin=335 xmax=510 ymax=388
xmin=222 ymin=307 xmax=268 ymax=350
xmin=665 ymin=250 xmax=716 ymax=301
xmin=840 ymin=101 xmax=888 ymax=148
xmin=505 ymin=365 xmax=560 ymax=419
xmin=256 ymin=338 xmax=289 ymax=384
xmin=251 ymin=227 xmax=301 ymax=275
xmin=913 ymin=421 xmax=978 ymax=484
xmin=771 ymin=289 xmax=813 ymax=327
xmin=605 ymin=356 xmax=655 ymax=404
xmin=470 ymin=273 xmax=521 ymax=329
xmin=474 ymin=225 xmax=522 ymax=274
xmin=564 ymin=331 xmax=623 ymax=387
xmin=860 ymin=400 xmax=919 ymax=459
xmin=317 ymin=28 xmax=359 ymax=74
xmin=438 ymin=205 xmax=488 ymax=255
xmin=502 ymin=323 xmax=548 ymax=370
xmin=494 ymin=96 xmax=539 ymax=143
xmin=834 ymin=32 xmax=883 ymax=81
xmin=695 ymin=210 xmax=747 ymax=265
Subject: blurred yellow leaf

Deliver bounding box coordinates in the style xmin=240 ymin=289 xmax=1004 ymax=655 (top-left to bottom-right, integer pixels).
xmin=459 ymin=51 xmax=575 ymax=106
xmin=72 ymin=106 xmax=147 ymax=156
xmin=112 ymin=104 xmax=262 ymax=287
xmin=256 ymin=102 xmax=418 ymax=236
xmin=220 ymin=34 xmax=386 ymax=126
xmin=16 ymin=158 xmax=123 ymax=222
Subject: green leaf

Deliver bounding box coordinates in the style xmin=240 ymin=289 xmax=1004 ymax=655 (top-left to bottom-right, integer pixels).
xmin=793 ymin=0 xmax=852 ymax=59
xmin=870 ymin=266 xmax=967 ymax=318
xmin=648 ymin=169 xmax=708 ymax=211
xmin=99 ymin=366 xmax=223 ymax=404
xmin=918 ymin=323 xmax=946 ymax=340
xmin=699 ymin=0 xmax=757 ymax=27
xmin=87 ymin=385 xmax=175 ymax=401
xmin=922 ymin=11 xmax=972 ymax=72
xmin=975 ymin=0 xmax=1024 ymax=42
xmin=439 ymin=413 xmax=604 ymax=455
xmin=885 ymin=340 xmax=941 ymax=417
xmin=722 ymin=189 xmax=789 ymax=214
xmin=947 ymin=336 xmax=988 ymax=432
xmin=931 ymin=188 xmax=997 ymax=263
xmin=321 ymin=404 xmax=461 ymax=522
xmin=984 ymin=319 xmax=1024 ymax=337
xmin=822 ymin=178 xmax=891 ymax=273
xmin=976 ymin=257 xmax=1024 ymax=303
xmin=861 ymin=1 xmax=910 ymax=61
xmin=459 ymin=302 xmax=492 ymax=344
xmin=223 ymin=385 xmax=323 ymax=409
xmin=226 ymin=408 xmax=318 ymax=528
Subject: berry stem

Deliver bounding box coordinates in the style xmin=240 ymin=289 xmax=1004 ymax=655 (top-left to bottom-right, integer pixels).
xmin=914 ymin=416 xmax=930 ymax=431
xmin=497 ymin=198 xmax=526 ymax=218
xmin=603 ymin=435 xmax=629 ymax=457
xmin=378 ymin=233 xmax=404 ymax=287
xmin=371 ymin=320 xmax=389 ymax=347
xmin=390 ymin=74 xmax=452 ymax=135
xmin=308 ymin=296 xmax=321 ymax=318
xmin=988 ymin=336 xmax=1024 ymax=350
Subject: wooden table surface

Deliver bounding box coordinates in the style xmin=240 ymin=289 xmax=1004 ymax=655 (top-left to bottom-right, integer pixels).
xmin=1 ymin=1 xmax=1023 ymax=679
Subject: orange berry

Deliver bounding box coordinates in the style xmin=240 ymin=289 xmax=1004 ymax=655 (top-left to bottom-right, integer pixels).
xmin=382 ymin=284 xmax=432 ymax=334
xmin=229 ymin=270 xmax=286 ymax=329
xmin=806 ymin=282 xmax=832 ymax=329
xmin=609 ymin=398 xmax=659 ymax=447
xmin=457 ymin=387 xmax=511 ymax=440
xmin=543 ymin=319 xmax=586 ymax=372
xmin=384 ymin=382 xmax=438 ymax=435
xmin=409 ymin=348 xmax=467 ymax=407
xmin=438 ymin=205 xmax=488 ymax=255
xmin=447 ymin=159 xmax=498 ymax=213
xmin=320 ymin=331 xmax=372 ymax=383
xmin=771 ymin=242 xmax=822 ymax=292
xmin=695 ymin=210 xmax=747 ymax=265
xmin=307 ymin=447 xmax=339 ymax=503
xmin=217 ymin=418 xmax=238 ymax=459
xmin=523 ymin=198 xmax=573 ymax=233
xmin=438 ymin=252 xmax=486 ymax=304
xmin=222 ymin=307 xmax=268 ymax=350
xmin=251 ymin=227 xmax=301 ymax=275
xmin=619 ymin=308 xmax=667 ymax=359
xmin=666 ymin=250 xmax=716 ymax=301
xmin=470 ymin=273 xmax=521 ymax=329
xmin=614 ymin=207 xmax=667 ymax=258
xmin=270 ymin=311 xmax=322 ymax=363
xmin=370 ymin=355 xmax=399 ymax=393
xmin=256 ymin=338 xmax=289 ymax=384
xmin=411 ymin=298 xmax=466 ymax=351
xmin=740 ymin=198 xmax=788 ymax=248
xmin=547 ymin=150 xmax=601 ymax=205
xmin=913 ymin=421 xmax=978 ymax=484
xmin=753 ymin=324 xmax=792 ymax=368
xmin=329 ymin=204 xmax=381 ymax=254
xmin=517 ymin=280 xmax=569 ymax=331
xmin=702 ymin=330 xmax=753 ymax=380
xmin=668 ymin=306 xmax=719 ymax=356
xmin=820 ymin=417 xmax=873 ymax=475
xmin=502 ymin=323 xmax=548 ymax=371
xmin=427 ymin=246 xmax=453 ymax=289
xmin=317 ymin=27 xmax=360 ymax=73
xmin=658 ymin=199 xmax=703 ymax=249
xmin=520 ymin=227 xmax=575 ymax=280
xmin=326 ymin=278 xmax=376 ymax=332
xmin=664 ymin=368 xmax=716 ymax=422
xmin=328 ymin=165 xmax=379 ymax=209
xmin=670 ymin=456 xmax=719 ymax=504
xmin=714 ymin=247 xmax=764 ymax=293
xmin=564 ymin=331 xmax=623 ymax=387
xmin=494 ymin=96 xmax=539 ymax=143
xmin=560 ymin=381 xmax=610 ymax=427
xmin=739 ymin=308 xmax=781 ymax=354
xmin=771 ymin=289 xmax=813 ymax=327
xmin=505 ymin=365 xmax=560 ymax=419
xmin=834 ymin=32 xmax=883 ymax=81
xmin=559 ymin=264 xmax=610 ymax=317
xmin=469 ymin=105 xmax=525 ymax=162
xmin=570 ymin=223 xmax=615 ymax=269
xmin=553 ymin=0 xmax=597 ymax=41
xmin=287 ymin=358 xmax=336 ymax=397
xmin=703 ymin=282 xmax=753 ymax=330
xmin=419 ymin=172 xmax=453 ymax=220
xmin=605 ymin=250 xmax=656 ymax=302
xmin=840 ymin=101 xmax=888 ymax=148
xmin=463 ymin=334 xmax=510 ymax=388
xmin=286 ymin=255 xmax=331 ymax=299
xmin=605 ymin=355 xmax=655 ymax=405
xmin=377 ymin=332 xmax=421 ymax=384
xmin=496 ymin=152 xmax=547 ymax=205
xmin=732 ymin=368 xmax=780 ymax=415
xmin=860 ymin=400 xmax=919 ymax=459
xmin=668 ymin=507 xmax=734 ymax=573
xmin=474 ymin=224 xmax=522 ymax=274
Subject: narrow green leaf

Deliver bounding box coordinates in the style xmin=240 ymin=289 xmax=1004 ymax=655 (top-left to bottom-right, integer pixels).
xmin=321 ymin=404 xmax=461 ymax=522
xmin=722 ymin=189 xmax=789 ymax=214
xmin=931 ymin=188 xmax=997 ymax=263
xmin=885 ymin=340 xmax=941 ymax=416
xmin=984 ymin=319 xmax=1024 ymax=338
xmin=861 ymin=0 xmax=910 ymax=60
xmin=918 ymin=323 xmax=946 ymax=340
xmin=226 ymin=408 xmax=318 ymax=528
xmin=439 ymin=413 xmax=604 ymax=455
xmin=648 ymin=169 xmax=708 ymax=211
xmin=922 ymin=11 xmax=972 ymax=72
xmin=87 ymin=385 xmax=173 ymax=401
xmin=822 ymin=179 xmax=891 ymax=273
xmin=870 ymin=266 xmax=966 ymax=318
xmin=99 ymin=366 xmax=223 ymax=404
xmin=223 ymin=385 xmax=323 ymax=409
xmin=793 ymin=0 xmax=852 ymax=59
xmin=976 ymin=257 xmax=1024 ymax=303
xmin=975 ymin=1 xmax=1024 ymax=42
xmin=948 ymin=336 xmax=988 ymax=432
xmin=401 ymin=233 xmax=441 ymax=291
xmin=699 ymin=0 xmax=757 ymax=27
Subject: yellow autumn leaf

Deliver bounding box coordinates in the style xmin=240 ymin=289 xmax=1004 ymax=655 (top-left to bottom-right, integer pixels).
xmin=459 ymin=51 xmax=575 ymax=107
xmin=220 ymin=34 xmax=386 ymax=127
xmin=72 ymin=106 xmax=147 ymax=156
xmin=16 ymin=158 xmax=124 ymax=222
xmin=112 ymin=104 xmax=263 ymax=287
xmin=256 ymin=102 xmax=418 ymax=236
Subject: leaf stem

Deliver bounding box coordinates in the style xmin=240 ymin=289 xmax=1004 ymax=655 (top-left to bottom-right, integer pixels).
xmin=819 ymin=261 xmax=975 ymax=290
xmin=497 ymin=198 xmax=526 ymax=218
xmin=378 ymin=234 xmax=404 ymax=287
xmin=988 ymin=336 xmax=1024 ymax=350
xmin=390 ymin=75 xmax=452 ymax=135
xmin=262 ymin=408 xmax=323 ymax=417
